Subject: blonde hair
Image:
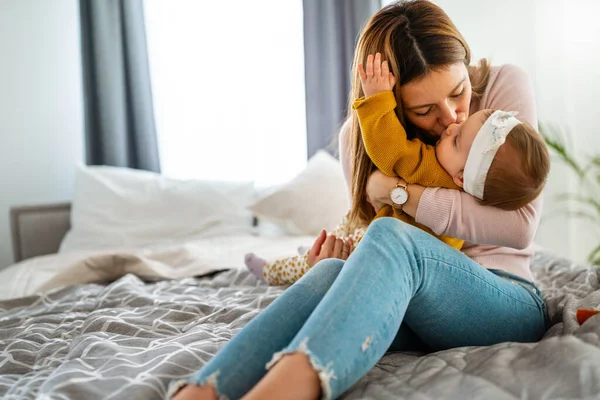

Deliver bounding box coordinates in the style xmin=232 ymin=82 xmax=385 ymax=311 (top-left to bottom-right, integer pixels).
xmin=483 ymin=122 xmax=550 ymax=210
xmin=346 ymin=0 xmax=491 ymax=229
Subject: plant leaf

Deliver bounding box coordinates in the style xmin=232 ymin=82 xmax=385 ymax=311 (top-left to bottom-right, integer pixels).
xmin=539 ymin=120 xmax=600 ymax=264
xmin=540 ymin=124 xmax=585 ymax=178
xmin=588 ymin=243 xmax=600 ymax=266
xmin=557 ymin=193 xmax=600 ymax=215
xmin=565 ymin=210 xmax=600 ymax=223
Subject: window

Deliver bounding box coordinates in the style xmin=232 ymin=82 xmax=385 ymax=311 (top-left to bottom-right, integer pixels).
xmin=144 ymin=0 xmax=307 ymax=186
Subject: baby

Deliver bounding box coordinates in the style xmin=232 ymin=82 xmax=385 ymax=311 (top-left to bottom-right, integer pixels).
xmin=245 ymin=53 xmax=550 ymax=285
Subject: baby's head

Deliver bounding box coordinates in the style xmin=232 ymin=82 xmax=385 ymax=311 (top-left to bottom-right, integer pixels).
xmin=435 ymin=109 xmax=550 ymax=210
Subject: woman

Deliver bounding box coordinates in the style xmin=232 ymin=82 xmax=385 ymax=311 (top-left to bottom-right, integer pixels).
xmin=171 ymin=1 xmax=548 ymax=399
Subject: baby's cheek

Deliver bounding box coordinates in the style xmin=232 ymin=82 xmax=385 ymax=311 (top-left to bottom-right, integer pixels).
xmin=435 ymin=144 xmax=453 ymax=173
xmin=435 ymin=143 xmax=445 ymax=162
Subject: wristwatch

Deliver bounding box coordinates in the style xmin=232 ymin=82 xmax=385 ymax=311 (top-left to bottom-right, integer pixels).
xmin=389 ymin=180 xmax=409 ymax=212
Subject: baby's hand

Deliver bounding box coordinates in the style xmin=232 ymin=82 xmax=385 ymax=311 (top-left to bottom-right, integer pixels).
xmin=358 ymin=52 xmax=396 ymax=98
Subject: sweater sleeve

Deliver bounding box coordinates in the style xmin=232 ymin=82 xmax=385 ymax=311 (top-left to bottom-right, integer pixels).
xmin=416 ymin=188 xmax=542 ymax=250
xmin=415 ymin=64 xmax=542 ymax=249
xmin=481 ymin=64 xmax=538 ymax=128
xmin=352 ymin=91 xmax=459 ymax=189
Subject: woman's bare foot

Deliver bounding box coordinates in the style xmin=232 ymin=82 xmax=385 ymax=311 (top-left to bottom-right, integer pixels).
xmin=242 ymin=352 xmax=321 ymax=400
xmin=172 ymin=384 xmax=218 ymax=400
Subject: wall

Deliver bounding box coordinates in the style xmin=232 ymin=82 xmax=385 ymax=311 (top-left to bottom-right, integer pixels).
xmin=0 ymin=0 xmax=84 ymax=269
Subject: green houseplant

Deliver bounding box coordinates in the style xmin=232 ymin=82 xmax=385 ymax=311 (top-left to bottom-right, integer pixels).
xmin=540 ymin=122 xmax=600 ymax=265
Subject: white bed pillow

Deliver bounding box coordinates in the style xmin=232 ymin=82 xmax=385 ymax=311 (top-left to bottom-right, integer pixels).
xmin=248 ymin=150 xmax=351 ymax=236
xmin=59 ymin=165 xmax=256 ymax=253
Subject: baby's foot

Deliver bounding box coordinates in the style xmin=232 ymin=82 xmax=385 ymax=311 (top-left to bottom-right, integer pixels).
xmin=244 ymin=252 xmax=266 ymax=281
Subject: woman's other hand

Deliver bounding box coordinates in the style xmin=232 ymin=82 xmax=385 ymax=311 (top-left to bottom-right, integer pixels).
xmin=366 ymin=171 xmax=425 ymax=217
xmin=358 ymin=53 xmax=397 ymax=98
xmin=307 ymin=229 xmax=354 ymax=267
xmin=366 ymin=170 xmax=399 ymax=212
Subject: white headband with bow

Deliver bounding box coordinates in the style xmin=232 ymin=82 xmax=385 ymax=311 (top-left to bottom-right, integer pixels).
xmin=463 ymin=110 xmax=521 ymax=199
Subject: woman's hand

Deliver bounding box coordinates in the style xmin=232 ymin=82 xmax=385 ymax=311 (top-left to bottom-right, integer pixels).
xmin=366 ymin=170 xmax=399 ymax=212
xmin=366 ymin=170 xmax=425 ymax=217
xmin=307 ymin=229 xmax=354 ymax=267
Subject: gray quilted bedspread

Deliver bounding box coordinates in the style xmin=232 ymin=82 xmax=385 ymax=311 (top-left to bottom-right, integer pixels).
xmin=1 ymin=251 xmax=599 ymax=400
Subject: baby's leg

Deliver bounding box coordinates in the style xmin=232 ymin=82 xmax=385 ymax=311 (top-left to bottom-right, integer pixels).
xmin=263 ymin=255 xmax=311 ymax=285
xmin=349 ymin=227 xmax=366 ymax=249
xmin=330 ymin=211 xmax=352 ymax=237
xmin=330 ymin=212 xmax=366 ymax=251
xmin=296 ymin=212 xmax=355 ymax=256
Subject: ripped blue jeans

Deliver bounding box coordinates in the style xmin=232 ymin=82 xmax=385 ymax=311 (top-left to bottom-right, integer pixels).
xmin=170 ymin=218 xmax=548 ymax=399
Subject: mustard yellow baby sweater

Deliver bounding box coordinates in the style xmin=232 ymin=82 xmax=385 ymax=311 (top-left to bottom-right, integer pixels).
xmin=352 ymin=91 xmax=463 ymax=250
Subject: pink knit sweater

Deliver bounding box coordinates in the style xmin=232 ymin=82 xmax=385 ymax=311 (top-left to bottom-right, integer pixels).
xmin=340 ymin=64 xmax=541 ymax=282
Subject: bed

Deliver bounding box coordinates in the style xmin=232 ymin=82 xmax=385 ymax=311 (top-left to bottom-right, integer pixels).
xmin=1 ymin=163 xmax=600 ymax=400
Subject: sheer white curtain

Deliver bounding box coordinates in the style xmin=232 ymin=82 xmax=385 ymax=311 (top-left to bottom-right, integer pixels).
xmin=144 ymin=0 xmax=307 ymax=187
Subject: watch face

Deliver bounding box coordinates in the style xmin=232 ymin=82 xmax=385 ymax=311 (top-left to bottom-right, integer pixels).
xmin=391 ymin=187 xmax=408 ymax=205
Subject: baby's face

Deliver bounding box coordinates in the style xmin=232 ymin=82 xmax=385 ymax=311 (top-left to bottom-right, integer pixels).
xmin=435 ymin=109 xmax=491 ymax=187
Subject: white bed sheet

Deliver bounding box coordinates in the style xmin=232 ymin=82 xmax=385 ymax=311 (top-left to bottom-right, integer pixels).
xmin=0 ymin=234 xmax=315 ymax=301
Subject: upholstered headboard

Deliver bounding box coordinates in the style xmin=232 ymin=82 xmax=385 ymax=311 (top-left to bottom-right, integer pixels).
xmin=10 ymin=203 xmax=71 ymax=263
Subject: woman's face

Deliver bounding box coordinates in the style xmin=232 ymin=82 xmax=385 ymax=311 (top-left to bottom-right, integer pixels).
xmin=399 ymin=62 xmax=472 ymax=138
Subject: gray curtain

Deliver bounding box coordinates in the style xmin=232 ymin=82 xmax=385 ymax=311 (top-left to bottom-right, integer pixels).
xmin=79 ymin=0 xmax=160 ymax=172
xmin=303 ymin=0 xmax=380 ymax=159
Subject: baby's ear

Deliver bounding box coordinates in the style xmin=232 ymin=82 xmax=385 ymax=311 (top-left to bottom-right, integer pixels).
xmin=453 ymin=171 xmax=464 ymax=188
